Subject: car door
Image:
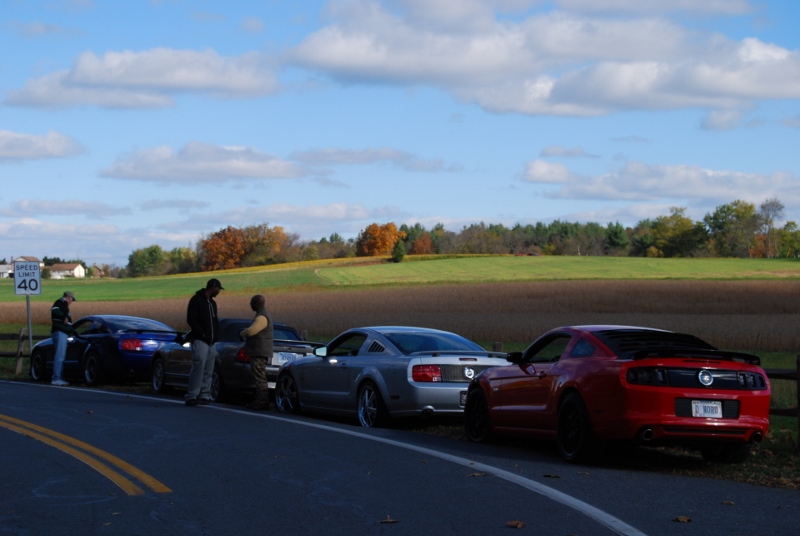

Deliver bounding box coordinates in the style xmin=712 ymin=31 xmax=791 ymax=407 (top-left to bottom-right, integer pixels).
xmin=65 ymin=319 xmax=100 ymax=377
xmin=497 ymin=333 xmax=572 ymax=431
xmin=300 ymin=332 xmax=367 ymax=409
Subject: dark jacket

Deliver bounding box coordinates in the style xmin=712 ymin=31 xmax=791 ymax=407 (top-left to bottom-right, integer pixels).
xmin=50 ymin=297 xmax=77 ymax=335
xmin=245 ymin=306 xmax=274 ymax=358
xmin=186 ymin=289 xmax=219 ymax=345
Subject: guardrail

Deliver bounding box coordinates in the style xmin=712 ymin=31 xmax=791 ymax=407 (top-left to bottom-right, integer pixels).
xmin=0 ymin=329 xmax=49 ymax=375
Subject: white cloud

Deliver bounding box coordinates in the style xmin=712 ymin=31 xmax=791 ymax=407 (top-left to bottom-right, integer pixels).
xmin=521 ymin=160 xmax=580 ymax=183
xmin=0 ymin=130 xmax=85 ymax=161
xmin=100 ymin=142 xmax=307 ymax=183
xmin=540 ymin=146 xmax=598 ymax=158
xmin=531 ymin=161 xmax=800 ymax=206
xmin=140 ymin=199 xmax=210 ymax=212
xmin=554 ymin=0 xmax=752 ymax=15
xmin=5 ymin=48 xmax=279 ymax=109
xmin=288 ymin=2 xmax=800 ymax=117
xmin=241 ymin=16 xmax=265 ymax=33
xmin=701 ymin=109 xmax=744 ymax=130
xmin=290 ymin=147 xmax=448 ymax=171
xmin=0 ymin=199 xmax=129 ymax=219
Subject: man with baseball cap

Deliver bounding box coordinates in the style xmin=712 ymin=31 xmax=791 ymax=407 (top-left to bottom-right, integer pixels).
xmin=50 ymin=291 xmax=78 ymax=386
xmin=184 ymin=278 xmax=224 ymax=406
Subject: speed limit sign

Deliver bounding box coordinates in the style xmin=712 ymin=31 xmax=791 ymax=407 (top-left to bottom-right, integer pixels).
xmin=14 ymin=260 xmax=42 ymax=295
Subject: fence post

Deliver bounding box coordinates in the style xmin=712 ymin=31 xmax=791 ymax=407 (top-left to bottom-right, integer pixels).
xmin=493 ymin=342 xmax=503 ymax=352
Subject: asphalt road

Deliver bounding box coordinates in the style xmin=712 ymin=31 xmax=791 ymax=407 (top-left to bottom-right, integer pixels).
xmin=1 ymin=381 xmax=798 ymax=536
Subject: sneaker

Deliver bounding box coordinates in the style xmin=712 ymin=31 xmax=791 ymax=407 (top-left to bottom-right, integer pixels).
xmin=51 ymin=379 xmax=69 ymax=386
xmin=185 ymin=398 xmax=198 ymax=406
xmin=198 ymin=398 xmax=211 ymax=406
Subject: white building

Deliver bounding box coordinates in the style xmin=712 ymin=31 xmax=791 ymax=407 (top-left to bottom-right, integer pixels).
xmin=49 ymin=263 xmax=86 ymax=279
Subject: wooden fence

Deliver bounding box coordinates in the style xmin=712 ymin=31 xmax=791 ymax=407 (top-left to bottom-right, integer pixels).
xmin=0 ymin=329 xmax=49 ymax=376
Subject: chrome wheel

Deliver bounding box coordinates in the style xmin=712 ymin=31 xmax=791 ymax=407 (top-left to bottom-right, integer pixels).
xmin=464 ymin=389 xmax=493 ymax=443
xmin=357 ymin=381 xmax=387 ymax=428
xmin=275 ymin=373 xmax=300 ymax=414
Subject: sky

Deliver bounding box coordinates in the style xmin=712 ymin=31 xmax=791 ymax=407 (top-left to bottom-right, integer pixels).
xmin=1 ymin=0 xmax=799 ymax=267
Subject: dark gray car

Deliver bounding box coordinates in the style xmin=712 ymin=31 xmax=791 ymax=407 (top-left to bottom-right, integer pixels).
xmin=150 ymin=318 xmax=321 ymax=402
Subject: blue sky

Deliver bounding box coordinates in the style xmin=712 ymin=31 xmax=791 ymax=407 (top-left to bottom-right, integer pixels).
xmin=2 ymin=0 xmax=799 ymax=266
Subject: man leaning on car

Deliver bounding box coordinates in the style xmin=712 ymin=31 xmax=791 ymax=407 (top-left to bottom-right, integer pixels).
xmin=185 ymin=278 xmax=223 ymax=406
xmin=240 ymin=294 xmax=274 ymax=410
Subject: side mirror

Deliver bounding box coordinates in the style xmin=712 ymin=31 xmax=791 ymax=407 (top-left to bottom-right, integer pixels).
xmin=506 ymin=351 xmax=524 ymax=364
xmin=314 ymin=346 xmax=328 ymax=358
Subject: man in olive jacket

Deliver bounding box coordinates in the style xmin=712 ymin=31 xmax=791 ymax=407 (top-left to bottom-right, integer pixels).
xmin=185 ymin=278 xmax=223 ymax=406
xmin=239 ymin=294 xmax=274 ymax=410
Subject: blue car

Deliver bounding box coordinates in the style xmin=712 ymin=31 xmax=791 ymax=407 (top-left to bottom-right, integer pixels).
xmin=30 ymin=315 xmax=178 ymax=386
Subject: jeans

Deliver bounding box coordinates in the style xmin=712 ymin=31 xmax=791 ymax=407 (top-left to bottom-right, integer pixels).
xmin=186 ymin=340 xmax=217 ymax=401
xmin=52 ymin=331 xmax=68 ymax=381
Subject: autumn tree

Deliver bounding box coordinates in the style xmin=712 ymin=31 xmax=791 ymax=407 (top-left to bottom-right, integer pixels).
xmin=198 ymin=226 xmax=247 ymax=271
xmin=356 ymin=223 xmax=406 ymax=256
xmin=409 ymin=232 xmax=436 ymax=254
xmin=704 ymin=200 xmax=761 ymax=257
xmin=758 ymin=197 xmax=784 ymax=258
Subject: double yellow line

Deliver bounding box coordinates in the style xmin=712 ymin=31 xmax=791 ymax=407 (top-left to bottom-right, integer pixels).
xmin=0 ymin=413 xmax=171 ymax=496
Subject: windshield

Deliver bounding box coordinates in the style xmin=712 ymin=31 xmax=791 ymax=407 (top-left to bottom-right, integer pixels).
xmin=385 ymin=331 xmax=484 ymax=355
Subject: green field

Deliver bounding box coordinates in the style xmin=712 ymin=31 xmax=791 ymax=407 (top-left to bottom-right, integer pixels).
xmin=2 ymin=255 xmax=799 ymax=303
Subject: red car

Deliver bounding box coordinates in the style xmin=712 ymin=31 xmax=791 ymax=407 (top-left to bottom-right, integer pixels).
xmin=464 ymin=325 xmax=771 ymax=463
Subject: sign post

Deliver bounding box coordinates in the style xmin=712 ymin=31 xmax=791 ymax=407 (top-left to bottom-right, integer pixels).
xmin=14 ymin=260 xmax=42 ymax=361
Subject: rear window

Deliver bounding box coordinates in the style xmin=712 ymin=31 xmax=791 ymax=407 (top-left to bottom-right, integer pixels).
xmin=595 ymin=329 xmax=716 ymax=358
xmin=385 ymin=332 xmax=484 ymax=355
xmin=275 ymin=327 xmax=300 ymax=340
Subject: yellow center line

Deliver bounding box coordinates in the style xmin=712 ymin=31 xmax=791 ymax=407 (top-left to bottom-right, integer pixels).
xmin=0 ymin=413 xmax=171 ymax=495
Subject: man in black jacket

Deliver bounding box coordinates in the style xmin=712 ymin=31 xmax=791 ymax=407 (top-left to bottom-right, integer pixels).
xmin=185 ymin=278 xmax=223 ymax=406
xmin=50 ymin=291 xmax=78 ymax=386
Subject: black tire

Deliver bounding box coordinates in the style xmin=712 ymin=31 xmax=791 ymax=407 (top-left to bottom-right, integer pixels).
xmin=210 ymin=366 xmax=224 ymax=403
xmin=701 ymin=443 xmax=752 ymax=463
xmin=151 ymin=357 xmax=171 ymax=394
xmin=557 ymin=392 xmax=595 ymax=463
xmin=275 ymin=373 xmax=301 ymax=414
xmin=357 ymin=381 xmax=388 ymax=428
xmin=83 ymin=352 xmax=104 ymax=386
xmin=464 ymin=389 xmax=494 ymax=443
xmin=30 ymin=350 xmax=49 ymax=382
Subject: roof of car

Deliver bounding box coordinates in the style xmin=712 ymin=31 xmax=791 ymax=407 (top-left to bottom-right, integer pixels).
xmin=356 ymin=326 xmax=457 ymax=335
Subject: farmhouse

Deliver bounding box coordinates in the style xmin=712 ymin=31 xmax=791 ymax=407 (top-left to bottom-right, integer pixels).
xmin=49 ymin=263 xmax=86 ymax=279
xmin=0 ymin=264 xmax=11 ymax=279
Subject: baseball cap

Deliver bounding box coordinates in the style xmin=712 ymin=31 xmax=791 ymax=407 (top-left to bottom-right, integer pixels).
xmin=63 ymin=291 xmax=76 ymax=301
xmin=206 ymin=278 xmax=224 ymax=290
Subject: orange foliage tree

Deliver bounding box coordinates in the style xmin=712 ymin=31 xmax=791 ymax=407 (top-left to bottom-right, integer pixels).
xmin=199 ymin=226 xmax=247 ymax=271
xmin=409 ymin=232 xmax=435 ymax=254
xmin=356 ymin=223 xmax=406 ymax=256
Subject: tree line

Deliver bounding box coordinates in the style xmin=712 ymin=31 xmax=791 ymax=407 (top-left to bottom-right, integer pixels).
xmin=122 ymin=197 xmax=797 ymax=277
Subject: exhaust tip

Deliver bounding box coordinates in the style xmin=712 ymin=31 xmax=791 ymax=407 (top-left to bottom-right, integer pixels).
xmin=420 ymin=406 xmax=435 ymax=419
xmin=752 ymin=431 xmax=763 ymax=443
xmin=639 ymin=428 xmax=654 ymax=442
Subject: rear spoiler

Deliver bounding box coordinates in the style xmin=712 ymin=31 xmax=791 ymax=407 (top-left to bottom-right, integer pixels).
xmin=627 ymin=347 xmax=761 ymax=366
xmin=408 ymin=350 xmax=509 ymax=359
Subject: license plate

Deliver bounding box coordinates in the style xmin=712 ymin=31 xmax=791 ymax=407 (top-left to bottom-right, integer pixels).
xmin=277 ymin=352 xmax=297 ymax=365
xmin=692 ymin=400 xmax=722 ymax=418
xmin=460 ymin=391 xmax=467 ymax=406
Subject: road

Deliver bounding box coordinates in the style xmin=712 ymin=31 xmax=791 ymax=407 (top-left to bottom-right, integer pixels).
xmin=1 ymin=381 xmax=797 ymax=535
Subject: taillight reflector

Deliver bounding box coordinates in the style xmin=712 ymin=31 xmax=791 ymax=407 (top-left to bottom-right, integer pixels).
xmin=412 ymin=365 xmax=442 ymax=382
xmin=120 ymin=339 xmax=142 ymax=352
xmin=236 ymin=347 xmax=251 ymax=364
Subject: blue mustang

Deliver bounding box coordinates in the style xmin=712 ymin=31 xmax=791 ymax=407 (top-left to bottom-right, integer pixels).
xmin=30 ymin=315 xmax=178 ymax=386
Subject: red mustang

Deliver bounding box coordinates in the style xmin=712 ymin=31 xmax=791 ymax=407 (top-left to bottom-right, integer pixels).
xmin=464 ymin=325 xmax=771 ymax=463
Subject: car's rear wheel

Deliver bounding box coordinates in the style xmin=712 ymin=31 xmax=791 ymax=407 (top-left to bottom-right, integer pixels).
xmin=700 ymin=443 xmax=752 ymax=463
xmin=83 ymin=352 xmax=104 ymax=386
xmin=557 ymin=392 xmax=595 ymax=463
xmin=30 ymin=350 xmax=49 ymax=382
xmin=151 ymin=357 xmax=171 ymax=394
xmin=210 ymin=366 xmax=223 ymax=402
xmin=357 ymin=381 xmax=388 ymax=428
xmin=464 ymin=389 xmax=494 ymax=443
xmin=275 ymin=373 xmax=300 ymax=414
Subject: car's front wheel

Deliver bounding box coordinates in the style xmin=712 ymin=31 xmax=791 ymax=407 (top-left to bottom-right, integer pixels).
xmin=464 ymin=389 xmax=494 ymax=443
xmin=30 ymin=350 xmax=49 ymax=382
xmin=700 ymin=443 xmax=752 ymax=463
xmin=151 ymin=357 xmax=171 ymax=394
xmin=557 ymin=392 xmax=595 ymax=463
xmin=275 ymin=373 xmax=300 ymax=414
xmin=83 ymin=352 xmax=104 ymax=386
xmin=357 ymin=381 xmax=388 ymax=428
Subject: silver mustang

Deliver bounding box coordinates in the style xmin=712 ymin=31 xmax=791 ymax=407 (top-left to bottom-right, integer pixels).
xmin=275 ymin=326 xmax=508 ymax=427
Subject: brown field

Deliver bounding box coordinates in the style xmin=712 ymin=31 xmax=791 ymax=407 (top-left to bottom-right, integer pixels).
xmin=3 ymin=280 xmax=799 ymax=352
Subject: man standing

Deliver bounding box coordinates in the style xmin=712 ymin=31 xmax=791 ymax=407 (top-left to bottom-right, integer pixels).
xmin=50 ymin=291 xmax=77 ymax=386
xmin=185 ymin=278 xmax=223 ymax=406
xmin=240 ymin=294 xmax=274 ymax=410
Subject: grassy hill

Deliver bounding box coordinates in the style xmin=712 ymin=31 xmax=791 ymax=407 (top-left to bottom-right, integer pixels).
xmin=2 ymin=255 xmax=799 ymax=303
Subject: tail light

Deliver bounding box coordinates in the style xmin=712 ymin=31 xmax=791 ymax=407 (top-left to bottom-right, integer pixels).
xmin=236 ymin=347 xmax=251 ymax=364
xmin=412 ymin=365 xmax=442 ymax=382
xmin=120 ymin=339 xmax=142 ymax=352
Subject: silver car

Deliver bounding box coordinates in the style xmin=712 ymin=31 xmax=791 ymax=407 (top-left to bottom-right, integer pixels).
xmin=274 ymin=326 xmax=508 ymax=427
